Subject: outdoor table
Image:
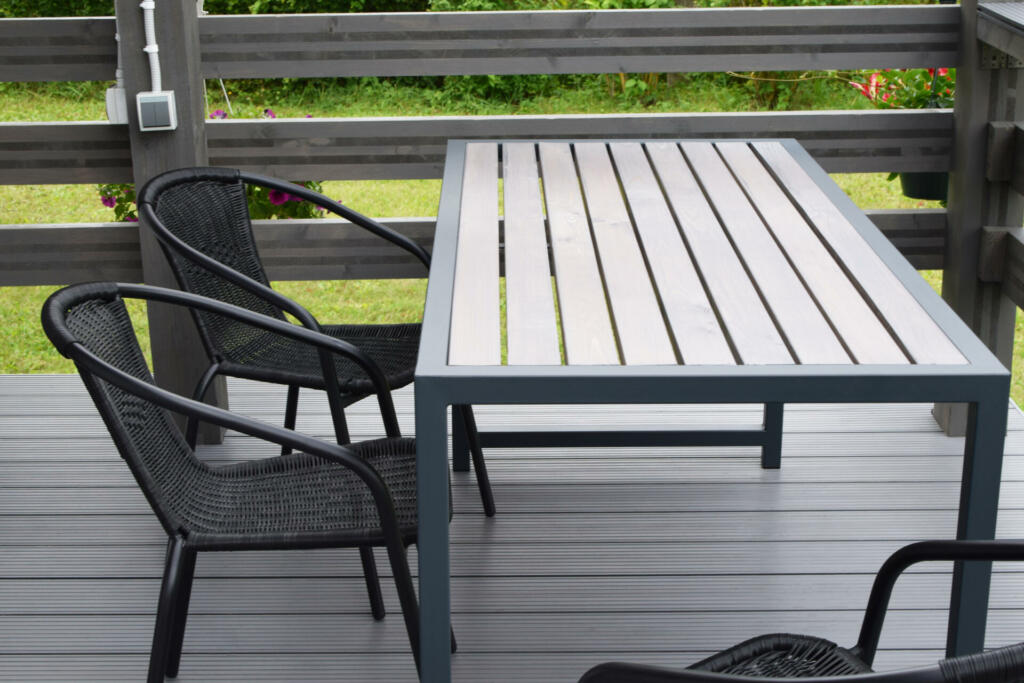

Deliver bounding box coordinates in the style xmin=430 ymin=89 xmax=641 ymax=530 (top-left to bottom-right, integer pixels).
xmin=413 ymin=138 xmax=1010 ymax=682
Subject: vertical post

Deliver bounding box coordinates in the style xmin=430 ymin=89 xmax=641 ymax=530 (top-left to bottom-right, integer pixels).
xmin=936 ymin=0 xmax=1022 ymax=435
xmin=761 ymin=402 xmax=783 ymax=469
xmin=116 ymin=0 xmax=227 ymax=443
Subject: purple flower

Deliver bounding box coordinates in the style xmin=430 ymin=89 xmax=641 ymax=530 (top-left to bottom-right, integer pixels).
xmin=289 ymin=194 xmax=303 ymax=202
xmin=305 ymin=114 xmax=313 ymax=118
xmin=100 ymin=195 xmax=116 ymax=208
xmin=268 ymin=189 xmax=289 ymax=205
xmin=209 ymin=109 xmax=228 ymax=119
xmin=125 ymin=216 xmax=138 ymax=222
xmin=263 ymin=108 xmax=276 ymax=119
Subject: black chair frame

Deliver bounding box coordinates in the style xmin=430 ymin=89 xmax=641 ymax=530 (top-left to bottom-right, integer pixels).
xmin=137 ymin=167 xmax=494 ymax=516
xmin=42 ymin=282 xmax=447 ymax=682
xmin=580 ymin=539 xmax=1024 ymax=683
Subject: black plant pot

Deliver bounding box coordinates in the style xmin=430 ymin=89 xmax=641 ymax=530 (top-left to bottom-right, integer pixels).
xmin=899 ymin=171 xmax=948 ymax=202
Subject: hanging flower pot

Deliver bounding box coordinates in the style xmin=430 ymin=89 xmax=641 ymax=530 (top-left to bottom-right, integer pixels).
xmin=898 ymin=171 xmax=948 ymax=202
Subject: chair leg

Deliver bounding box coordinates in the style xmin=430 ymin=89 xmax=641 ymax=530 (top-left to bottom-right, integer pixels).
xmin=147 ymin=537 xmax=188 ymax=683
xmin=360 ymin=546 xmax=386 ymax=620
xmin=165 ymin=547 xmax=197 ymax=678
xmin=382 ymin=539 xmax=422 ymax=677
xmin=331 ymin=404 xmax=351 ymax=445
xmin=456 ymin=405 xmax=496 ymax=517
xmin=185 ymin=363 xmax=221 ymax=450
xmin=281 ymin=385 xmax=300 ymax=456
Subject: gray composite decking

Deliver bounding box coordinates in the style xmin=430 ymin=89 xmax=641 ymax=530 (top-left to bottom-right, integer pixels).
xmin=2 ymin=374 xmax=1024 ymax=681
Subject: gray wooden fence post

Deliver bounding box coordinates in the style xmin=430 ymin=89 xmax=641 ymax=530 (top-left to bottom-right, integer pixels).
xmin=116 ymin=0 xmax=227 ymax=442
xmin=935 ymin=0 xmax=1021 ymax=436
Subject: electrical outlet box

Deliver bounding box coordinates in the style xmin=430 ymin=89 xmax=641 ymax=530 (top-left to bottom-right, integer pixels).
xmin=136 ymin=91 xmax=177 ymax=132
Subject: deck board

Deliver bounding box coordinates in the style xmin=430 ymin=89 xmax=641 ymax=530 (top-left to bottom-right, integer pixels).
xmin=1 ymin=375 xmax=1023 ymax=681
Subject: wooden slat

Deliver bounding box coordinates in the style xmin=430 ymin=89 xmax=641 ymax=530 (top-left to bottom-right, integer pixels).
xmin=449 ymin=143 xmax=501 ymax=365
xmin=0 ymin=17 xmax=116 ymax=82
xmin=0 ymin=111 xmax=951 ymax=186
xmin=573 ymin=142 xmax=676 ymax=365
xmin=502 ymin=143 xmax=561 ymax=366
xmin=681 ymin=141 xmax=850 ymax=364
xmin=197 ymin=6 xmax=959 ymax=79
xmin=610 ymin=143 xmax=733 ymax=366
xmin=644 ymin=142 xmax=790 ymax=365
xmin=538 ymin=142 xmax=619 ymax=365
xmin=865 ymin=209 xmax=946 ymax=270
xmin=716 ymin=142 xmax=907 ymax=365
xmin=754 ymin=140 xmax=966 ymax=365
xmin=0 ymin=122 xmax=131 ymax=186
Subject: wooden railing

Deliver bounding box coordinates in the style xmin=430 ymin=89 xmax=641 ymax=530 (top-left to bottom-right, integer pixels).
xmin=0 ymin=5 xmax=961 ymax=286
xmin=7 ymin=1 xmax=1022 ymax=438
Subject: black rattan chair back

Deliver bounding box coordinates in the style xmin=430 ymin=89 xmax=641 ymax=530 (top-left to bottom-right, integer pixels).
xmin=41 ymin=283 xmax=205 ymax=538
xmin=141 ymin=168 xmax=284 ymax=361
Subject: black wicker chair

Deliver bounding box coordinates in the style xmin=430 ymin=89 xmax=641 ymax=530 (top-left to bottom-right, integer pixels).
xmin=41 ymin=282 xmax=446 ymax=682
xmin=136 ymin=167 xmax=494 ymax=518
xmin=579 ymin=540 xmax=1024 ymax=683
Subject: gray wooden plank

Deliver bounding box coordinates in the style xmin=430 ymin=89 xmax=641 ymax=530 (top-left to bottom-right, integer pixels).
xmin=681 ymin=141 xmax=850 ymax=364
xmin=610 ymin=142 xmax=733 ymax=366
xmin=538 ymin=142 xmax=619 ymax=365
xmin=716 ymin=141 xmax=907 ymax=365
xmin=448 ymin=142 xmax=501 ymax=366
xmin=574 ymin=142 xmax=676 ymax=365
xmin=754 ymin=140 xmax=966 ymax=365
xmin=0 ymin=17 xmax=117 ymax=82
xmin=644 ymin=142 xmax=790 ymax=365
xmin=866 ymin=209 xmax=947 ymax=270
xmin=502 ymin=143 xmax=561 ymax=366
xmin=197 ymin=6 xmax=959 ymax=78
xmin=1 ymin=110 xmax=952 ymax=187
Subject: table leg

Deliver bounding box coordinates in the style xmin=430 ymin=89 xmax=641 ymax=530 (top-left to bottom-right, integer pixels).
xmin=452 ymin=404 xmax=470 ymax=472
xmin=417 ymin=385 xmax=452 ymax=682
xmin=761 ymin=402 xmax=784 ymax=469
xmin=947 ymin=396 xmax=1007 ymax=657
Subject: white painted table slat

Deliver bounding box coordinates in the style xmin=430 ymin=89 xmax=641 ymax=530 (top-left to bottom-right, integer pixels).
xmin=752 ymin=140 xmax=966 ymax=365
xmin=448 ymin=142 xmax=501 ymax=366
xmin=502 ymin=142 xmax=561 ymax=366
xmin=610 ymin=142 xmax=735 ymax=366
xmin=537 ymin=142 xmax=620 ymax=365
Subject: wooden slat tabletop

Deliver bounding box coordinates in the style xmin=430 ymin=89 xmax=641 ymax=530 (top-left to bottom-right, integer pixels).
xmin=447 ymin=140 xmax=965 ymax=368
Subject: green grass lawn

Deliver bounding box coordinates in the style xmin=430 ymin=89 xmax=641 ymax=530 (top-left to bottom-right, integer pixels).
xmin=4 ymin=75 xmax=1022 ymax=406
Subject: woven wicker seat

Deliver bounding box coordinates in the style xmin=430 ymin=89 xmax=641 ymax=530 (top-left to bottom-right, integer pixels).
xmin=42 ymin=282 xmax=440 ymax=682
xmin=579 ymin=541 xmax=1024 ymax=683
xmin=137 ymin=167 xmax=493 ymax=516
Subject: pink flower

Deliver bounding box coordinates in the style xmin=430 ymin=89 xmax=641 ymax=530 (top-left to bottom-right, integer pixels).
xmin=263 ymin=108 xmax=276 ymax=119
xmin=100 ymin=195 xmax=116 ymax=208
xmin=209 ymin=109 xmax=228 ymax=119
xmin=938 ymin=68 xmax=949 ymax=77
xmin=268 ymin=189 xmax=288 ymax=205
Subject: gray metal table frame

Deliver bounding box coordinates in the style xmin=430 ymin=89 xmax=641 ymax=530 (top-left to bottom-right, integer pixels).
xmin=414 ymin=138 xmax=1010 ymax=682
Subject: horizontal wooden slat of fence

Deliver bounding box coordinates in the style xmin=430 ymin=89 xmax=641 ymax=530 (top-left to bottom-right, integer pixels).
xmin=0 ymin=218 xmax=434 ymax=286
xmin=203 ymin=110 xmax=951 ymax=178
xmin=199 ymin=6 xmax=959 ymax=78
xmin=0 ymin=17 xmax=115 ymax=83
xmin=0 ymin=210 xmax=942 ymax=288
xmin=0 ymin=111 xmax=950 ymax=185
xmin=0 ymin=122 xmax=132 ymax=186
xmin=0 ymin=6 xmax=959 ymax=83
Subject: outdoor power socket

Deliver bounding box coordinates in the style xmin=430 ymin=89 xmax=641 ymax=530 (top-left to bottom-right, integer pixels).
xmin=136 ymin=91 xmax=177 ymax=132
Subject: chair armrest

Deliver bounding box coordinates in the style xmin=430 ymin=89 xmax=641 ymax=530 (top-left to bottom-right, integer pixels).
xmin=856 ymin=540 xmax=1024 ymax=665
xmin=115 ymin=283 xmax=402 ymax=436
xmin=578 ymin=662 xmax=948 ymax=683
xmin=243 ymin=171 xmax=432 ymax=270
xmin=939 ymin=641 xmax=1024 ymax=683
